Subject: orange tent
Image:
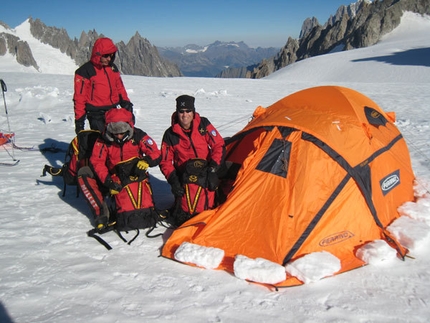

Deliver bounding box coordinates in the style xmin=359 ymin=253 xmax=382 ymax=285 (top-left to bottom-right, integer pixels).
xmin=162 ymin=86 xmax=415 ymax=287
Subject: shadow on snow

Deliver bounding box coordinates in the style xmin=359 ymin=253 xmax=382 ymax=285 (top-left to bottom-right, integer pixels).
xmin=352 ymin=47 xmax=430 ymax=67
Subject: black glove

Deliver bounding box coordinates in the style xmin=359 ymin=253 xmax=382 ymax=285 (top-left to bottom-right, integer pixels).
xmin=207 ymin=166 xmax=219 ymax=191
xmin=168 ymin=172 xmax=184 ymax=197
xmin=75 ymin=119 xmax=84 ymax=135
xmin=120 ymin=100 xmax=133 ymax=112
xmin=104 ymin=177 xmax=123 ymax=195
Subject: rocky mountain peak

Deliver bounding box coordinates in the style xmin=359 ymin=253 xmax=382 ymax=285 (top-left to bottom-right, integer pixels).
xmin=220 ymin=0 xmax=430 ymax=79
xmin=0 ymin=18 xmax=181 ymax=77
xmin=300 ymin=17 xmax=320 ymax=39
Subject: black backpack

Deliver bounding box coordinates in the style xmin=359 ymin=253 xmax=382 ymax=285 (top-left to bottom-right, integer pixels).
xmin=42 ymin=130 xmax=101 ymax=196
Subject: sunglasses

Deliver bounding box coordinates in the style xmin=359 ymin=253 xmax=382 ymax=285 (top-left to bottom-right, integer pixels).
xmin=102 ymin=53 xmax=114 ymax=58
xmin=178 ymin=109 xmax=193 ymax=114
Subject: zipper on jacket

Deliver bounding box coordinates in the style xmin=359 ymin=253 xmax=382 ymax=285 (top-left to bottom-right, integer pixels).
xmin=79 ymin=80 xmax=85 ymax=95
xmin=189 ymin=136 xmax=199 ymax=158
xmin=91 ymin=81 xmax=95 ymax=101
xmin=98 ymin=144 xmax=105 ymax=158
xmin=103 ymin=67 xmax=114 ymax=105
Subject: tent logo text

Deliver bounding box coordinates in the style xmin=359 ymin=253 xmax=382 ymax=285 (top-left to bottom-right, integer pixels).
xmin=319 ymin=231 xmax=354 ymax=246
xmin=370 ymin=111 xmax=381 ymax=118
xmin=380 ymin=170 xmax=400 ymax=196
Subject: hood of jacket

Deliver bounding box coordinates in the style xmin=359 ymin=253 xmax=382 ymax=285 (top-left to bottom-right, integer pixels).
xmin=104 ymin=107 xmax=134 ymax=143
xmin=90 ymin=37 xmax=118 ymax=68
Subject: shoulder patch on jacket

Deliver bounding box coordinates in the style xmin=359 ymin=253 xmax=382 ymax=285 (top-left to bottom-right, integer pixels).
xmin=146 ymin=138 xmax=154 ymax=145
xmin=198 ymin=117 xmax=211 ymax=136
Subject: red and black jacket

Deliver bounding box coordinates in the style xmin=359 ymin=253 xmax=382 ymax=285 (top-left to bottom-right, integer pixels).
xmin=90 ymin=129 xmax=161 ymax=185
xmin=73 ymin=38 xmax=130 ymax=122
xmin=159 ymin=112 xmax=225 ymax=180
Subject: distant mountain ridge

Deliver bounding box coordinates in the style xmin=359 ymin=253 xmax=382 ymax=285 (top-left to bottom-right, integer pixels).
xmin=1 ymin=0 xmax=428 ymax=78
xmin=218 ymin=0 xmax=430 ymax=78
xmin=157 ymin=41 xmax=279 ymax=77
xmin=0 ymin=18 xmax=182 ymax=77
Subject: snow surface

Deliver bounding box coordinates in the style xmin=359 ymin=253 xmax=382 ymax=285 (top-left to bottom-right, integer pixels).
xmin=1 ymin=11 xmax=430 ymax=323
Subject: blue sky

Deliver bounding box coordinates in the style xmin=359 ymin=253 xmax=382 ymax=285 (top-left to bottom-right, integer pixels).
xmin=1 ymin=0 xmax=354 ymax=48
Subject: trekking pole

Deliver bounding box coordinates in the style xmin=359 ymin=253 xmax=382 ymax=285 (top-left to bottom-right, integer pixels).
xmin=0 ymin=80 xmax=12 ymax=135
xmin=0 ymin=79 xmax=16 ymax=160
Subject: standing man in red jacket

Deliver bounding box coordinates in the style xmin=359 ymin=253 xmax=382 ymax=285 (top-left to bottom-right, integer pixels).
xmin=73 ymin=37 xmax=133 ymax=134
xmin=160 ymin=95 xmax=225 ymax=227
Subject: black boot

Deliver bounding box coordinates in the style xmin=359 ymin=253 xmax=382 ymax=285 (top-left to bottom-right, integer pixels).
xmin=43 ymin=164 xmax=64 ymax=177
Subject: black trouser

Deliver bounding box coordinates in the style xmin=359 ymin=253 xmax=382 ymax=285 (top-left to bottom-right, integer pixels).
xmin=86 ymin=108 xmax=110 ymax=133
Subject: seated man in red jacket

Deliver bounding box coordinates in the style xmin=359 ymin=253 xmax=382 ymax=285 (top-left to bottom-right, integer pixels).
xmin=78 ymin=107 xmax=161 ymax=231
xmin=160 ymin=95 xmax=225 ymax=227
